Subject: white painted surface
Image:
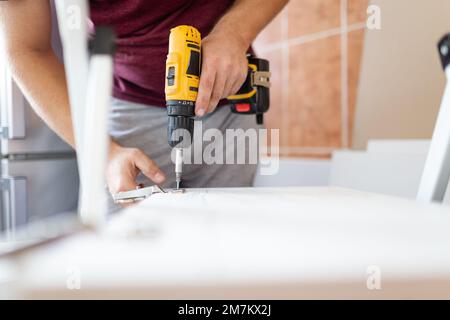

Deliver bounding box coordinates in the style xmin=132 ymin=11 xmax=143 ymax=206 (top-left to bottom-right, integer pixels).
xmin=0 ymin=259 xmax=16 ymax=299
xmin=79 ymin=55 xmax=112 ymax=227
xmin=6 ymin=187 xmax=450 ymax=299
xmin=417 ymin=68 xmax=450 ymax=203
xmin=253 ymin=158 xmax=331 ymax=187
xmin=367 ymin=140 xmax=430 ymax=155
xmin=330 ymin=150 xmax=427 ymax=198
xmin=55 ymin=0 xmax=90 ymax=182
xmin=353 ymin=0 xmax=450 ymax=148
xmin=444 ymin=181 xmax=450 ymax=205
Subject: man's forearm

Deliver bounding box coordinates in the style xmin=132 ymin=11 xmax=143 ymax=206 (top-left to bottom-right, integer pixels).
xmin=212 ymin=0 xmax=289 ymax=48
xmin=1 ymin=0 xmax=76 ymax=148
xmin=7 ymin=49 xmax=76 ymax=148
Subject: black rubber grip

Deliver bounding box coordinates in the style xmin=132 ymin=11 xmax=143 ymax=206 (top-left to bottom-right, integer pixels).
xmin=167 ymin=103 xmax=196 ymax=117
xmin=90 ymin=26 xmax=116 ymax=55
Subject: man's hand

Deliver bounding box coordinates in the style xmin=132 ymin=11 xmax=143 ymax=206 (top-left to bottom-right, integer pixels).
xmin=106 ymin=141 xmax=166 ymax=195
xmin=194 ymin=0 xmax=288 ymax=117
xmin=195 ymin=27 xmax=249 ymax=117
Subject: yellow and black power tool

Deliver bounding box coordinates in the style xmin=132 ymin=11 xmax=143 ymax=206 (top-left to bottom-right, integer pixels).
xmin=165 ymin=26 xmax=201 ymax=151
xmin=165 ymin=25 xmax=271 ymax=189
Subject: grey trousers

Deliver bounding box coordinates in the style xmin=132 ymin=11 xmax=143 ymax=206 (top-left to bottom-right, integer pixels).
xmin=108 ymin=98 xmax=259 ymax=207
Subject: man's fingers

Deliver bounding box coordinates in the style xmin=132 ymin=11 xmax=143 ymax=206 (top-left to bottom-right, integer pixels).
xmin=223 ymin=75 xmax=235 ymax=99
xmin=107 ymin=155 xmax=137 ymax=195
xmin=133 ymin=149 xmax=166 ymax=184
xmin=111 ymin=174 xmax=137 ymax=194
xmin=230 ymin=68 xmax=248 ymax=96
xmin=208 ymin=72 xmax=226 ymax=113
xmin=196 ymin=65 xmax=216 ymax=117
xmin=197 ymin=55 xmax=248 ymax=114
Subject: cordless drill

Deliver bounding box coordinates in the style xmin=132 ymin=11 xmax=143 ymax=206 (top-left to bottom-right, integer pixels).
xmin=165 ymin=25 xmax=271 ymax=189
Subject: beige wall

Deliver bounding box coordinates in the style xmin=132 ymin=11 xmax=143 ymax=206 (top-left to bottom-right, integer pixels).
xmin=353 ymin=0 xmax=450 ymax=149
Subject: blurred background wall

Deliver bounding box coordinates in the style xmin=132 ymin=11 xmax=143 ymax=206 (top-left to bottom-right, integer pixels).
xmin=253 ymin=0 xmax=450 ymax=157
xmin=253 ymin=0 xmax=369 ymax=158
xmin=352 ymin=0 xmax=450 ymax=149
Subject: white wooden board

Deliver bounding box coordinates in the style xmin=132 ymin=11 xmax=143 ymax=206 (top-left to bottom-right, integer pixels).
xmin=4 ymin=187 xmax=450 ymax=299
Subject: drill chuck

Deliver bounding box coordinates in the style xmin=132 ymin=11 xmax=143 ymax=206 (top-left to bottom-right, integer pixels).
xmin=167 ymin=102 xmax=195 ymax=148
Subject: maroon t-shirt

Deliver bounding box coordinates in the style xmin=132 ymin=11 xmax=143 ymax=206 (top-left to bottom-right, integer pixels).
xmin=89 ymin=0 xmax=235 ymax=107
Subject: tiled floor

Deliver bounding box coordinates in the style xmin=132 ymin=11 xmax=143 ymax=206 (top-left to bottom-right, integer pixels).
xmin=254 ymin=0 xmax=368 ymax=157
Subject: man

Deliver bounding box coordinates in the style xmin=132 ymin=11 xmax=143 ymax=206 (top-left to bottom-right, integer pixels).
xmin=0 ymin=0 xmax=287 ymax=205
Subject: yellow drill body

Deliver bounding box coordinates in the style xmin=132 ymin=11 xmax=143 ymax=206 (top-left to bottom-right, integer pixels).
xmin=165 ymin=25 xmax=202 ymax=105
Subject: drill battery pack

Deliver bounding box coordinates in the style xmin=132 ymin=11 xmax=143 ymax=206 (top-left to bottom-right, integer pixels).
xmin=227 ymin=56 xmax=271 ymax=125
